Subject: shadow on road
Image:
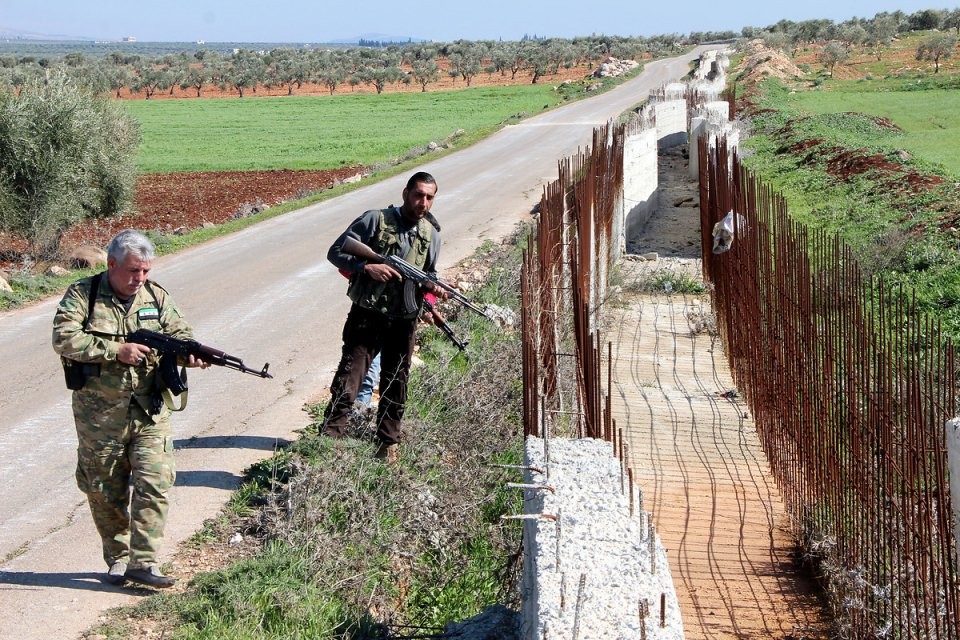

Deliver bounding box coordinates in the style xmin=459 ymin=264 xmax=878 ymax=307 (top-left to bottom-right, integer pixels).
xmin=174 ymin=435 xmax=290 ymax=451
xmin=0 ymin=570 xmax=151 ymax=592
xmin=174 ymin=469 xmax=244 ymax=489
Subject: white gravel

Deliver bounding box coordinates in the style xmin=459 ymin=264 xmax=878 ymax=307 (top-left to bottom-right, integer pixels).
xmin=517 ymin=436 xmax=684 ymax=640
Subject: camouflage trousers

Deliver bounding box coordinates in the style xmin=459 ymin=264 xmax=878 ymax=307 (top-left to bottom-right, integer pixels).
xmin=73 ymin=393 xmax=175 ymax=569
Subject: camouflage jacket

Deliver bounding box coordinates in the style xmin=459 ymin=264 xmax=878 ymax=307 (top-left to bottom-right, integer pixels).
xmin=52 ymin=272 xmax=193 ymax=420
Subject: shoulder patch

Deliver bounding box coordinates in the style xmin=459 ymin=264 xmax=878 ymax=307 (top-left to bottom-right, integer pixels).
xmin=138 ymin=307 xmax=160 ymax=321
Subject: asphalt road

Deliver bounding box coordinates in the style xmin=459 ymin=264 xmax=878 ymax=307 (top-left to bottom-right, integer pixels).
xmin=0 ymin=46 xmax=715 ymax=639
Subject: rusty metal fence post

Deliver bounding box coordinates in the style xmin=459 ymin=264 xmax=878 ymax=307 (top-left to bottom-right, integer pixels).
xmin=699 ymin=136 xmax=960 ymax=639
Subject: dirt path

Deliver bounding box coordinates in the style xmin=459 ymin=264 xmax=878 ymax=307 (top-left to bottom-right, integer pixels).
xmin=607 ymin=145 xmax=832 ymax=638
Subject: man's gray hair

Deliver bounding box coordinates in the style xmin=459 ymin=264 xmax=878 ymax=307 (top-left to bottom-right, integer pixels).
xmin=107 ymin=229 xmax=155 ymax=263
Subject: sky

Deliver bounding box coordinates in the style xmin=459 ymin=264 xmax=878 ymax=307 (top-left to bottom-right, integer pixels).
xmin=1 ymin=0 xmax=952 ymax=43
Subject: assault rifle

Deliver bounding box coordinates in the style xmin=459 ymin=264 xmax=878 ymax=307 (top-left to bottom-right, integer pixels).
xmin=126 ymin=329 xmax=271 ymax=414
xmin=128 ymin=328 xmax=272 ymax=388
xmin=341 ymin=236 xmax=490 ymax=320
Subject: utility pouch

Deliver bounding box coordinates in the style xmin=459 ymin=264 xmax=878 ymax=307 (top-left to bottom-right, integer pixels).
xmin=61 ymin=357 xmax=99 ymax=390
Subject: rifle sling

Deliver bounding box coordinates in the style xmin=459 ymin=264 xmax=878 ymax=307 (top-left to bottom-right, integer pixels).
xmin=83 ymin=272 xmax=103 ymax=332
xmin=159 ymin=383 xmax=188 ymax=413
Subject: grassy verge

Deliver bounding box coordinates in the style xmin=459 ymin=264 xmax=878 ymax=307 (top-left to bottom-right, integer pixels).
xmin=88 ymin=233 xmax=528 ymax=639
xmin=739 ymin=76 xmax=960 ymax=337
xmin=775 ymin=87 xmax=960 ymax=176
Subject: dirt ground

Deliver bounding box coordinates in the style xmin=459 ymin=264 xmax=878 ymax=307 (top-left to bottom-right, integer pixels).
xmin=87 ymin=167 xmax=364 ymax=246
xmin=740 ymin=34 xmax=960 ymax=82
xmin=0 ymin=168 xmax=365 ymax=270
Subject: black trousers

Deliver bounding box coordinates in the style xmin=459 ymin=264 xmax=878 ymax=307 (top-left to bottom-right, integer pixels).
xmin=322 ymin=304 xmax=417 ymax=445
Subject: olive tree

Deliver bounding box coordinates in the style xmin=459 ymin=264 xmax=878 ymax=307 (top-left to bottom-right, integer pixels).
xmin=916 ymin=33 xmax=957 ymax=73
xmin=817 ymin=41 xmax=849 ymax=77
xmin=131 ymin=60 xmax=172 ymax=99
xmin=945 ymin=8 xmax=960 ymax=34
xmin=225 ymin=49 xmax=265 ymax=97
xmin=0 ymin=71 xmax=140 ymax=256
xmin=411 ymin=59 xmax=439 ymax=91
xmin=265 ymin=48 xmax=309 ymax=95
xmin=181 ymin=62 xmax=212 ymax=97
xmin=867 ymin=15 xmax=898 ymax=60
xmin=96 ymin=57 xmax=135 ymax=98
xmin=356 ymin=64 xmax=403 ymax=94
xmin=761 ymin=31 xmax=793 ymax=53
xmin=909 ymin=8 xmax=944 ymax=31
xmin=355 ymin=52 xmax=404 ymax=94
xmin=448 ymin=41 xmax=484 ymax=86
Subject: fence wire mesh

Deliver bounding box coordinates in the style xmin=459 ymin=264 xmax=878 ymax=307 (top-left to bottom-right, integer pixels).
xmin=700 ymin=136 xmax=960 ymax=640
xmin=520 ymin=116 xmax=960 ymax=639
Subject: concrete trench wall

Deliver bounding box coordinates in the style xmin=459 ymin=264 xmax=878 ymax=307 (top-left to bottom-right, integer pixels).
xmin=518 ymin=49 xmax=735 ymax=640
xmin=622 ymin=126 xmax=659 ymax=243
xmin=518 ymin=438 xmax=683 ymax=640
xmin=654 ymin=99 xmax=687 ymax=150
xmin=626 ymin=49 xmax=737 ymax=247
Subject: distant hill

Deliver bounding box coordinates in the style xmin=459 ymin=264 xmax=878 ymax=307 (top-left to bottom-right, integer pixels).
xmin=0 ymin=27 xmax=426 ymax=46
xmin=0 ymin=27 xmax=98 ymax=42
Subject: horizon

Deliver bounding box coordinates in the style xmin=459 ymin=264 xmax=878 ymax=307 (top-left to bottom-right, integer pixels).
xmin=2 ymin=1 xmax=952 ymax=44
xmin=0 ymin=26 xmax=428 ymax=46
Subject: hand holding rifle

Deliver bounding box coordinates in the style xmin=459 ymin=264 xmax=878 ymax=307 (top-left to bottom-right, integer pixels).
xmin=341 ymin=236 xmax=487 ymax=319
xmin=127 ymin=328 xmax=273 ymax=379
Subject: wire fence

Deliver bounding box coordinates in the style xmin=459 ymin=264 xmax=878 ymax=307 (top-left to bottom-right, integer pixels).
xmin=699 ymin=136 xmax=960 ymax=639
xmin=521 ymin=120 xmax=627 ymax=442
xmin=519 ymin=114 xmax=960 ymax=638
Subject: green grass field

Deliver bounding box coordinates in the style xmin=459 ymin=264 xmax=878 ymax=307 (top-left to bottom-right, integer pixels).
xmin=124 ymin=86 xmax=573 ymax=173
xmin=742 ymin=67 xmax=960 ymax=337
xmin=784 ymin=89 xmax=960 ymax=174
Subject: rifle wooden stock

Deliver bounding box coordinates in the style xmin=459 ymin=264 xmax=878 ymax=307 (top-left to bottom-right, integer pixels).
xmin=341 ymin=236 xmax=383 ymax=264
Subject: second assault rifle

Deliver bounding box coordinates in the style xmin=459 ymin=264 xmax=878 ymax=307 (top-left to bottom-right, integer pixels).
xmin=424 ymin=299 xmax=467 ymax=351
xmin=128 ymin=328 xmax=272 ymax=412
xmin=341 ymin=236 xmax=490 ymax=321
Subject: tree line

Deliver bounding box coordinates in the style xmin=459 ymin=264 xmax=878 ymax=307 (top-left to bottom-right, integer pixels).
xmin=0 ymin=34 xmax=695 ymax=99
xmin=745 ymin=7 xmax=960 ymax=75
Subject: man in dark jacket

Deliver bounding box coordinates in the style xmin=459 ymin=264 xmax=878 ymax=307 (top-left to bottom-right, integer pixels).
xmin=322 ymin=171 xmax=445 ymax=463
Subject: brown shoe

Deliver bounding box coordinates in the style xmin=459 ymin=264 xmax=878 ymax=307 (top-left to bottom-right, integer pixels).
xmin=375 ymin=442 xmax=399 ymax=464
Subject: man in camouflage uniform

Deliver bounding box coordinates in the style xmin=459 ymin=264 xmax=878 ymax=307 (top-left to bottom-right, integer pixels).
xmin=322 ymin=171 xmax=446 ymax=463
xmin=52 ymin=229 xmax=207 ymax=588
